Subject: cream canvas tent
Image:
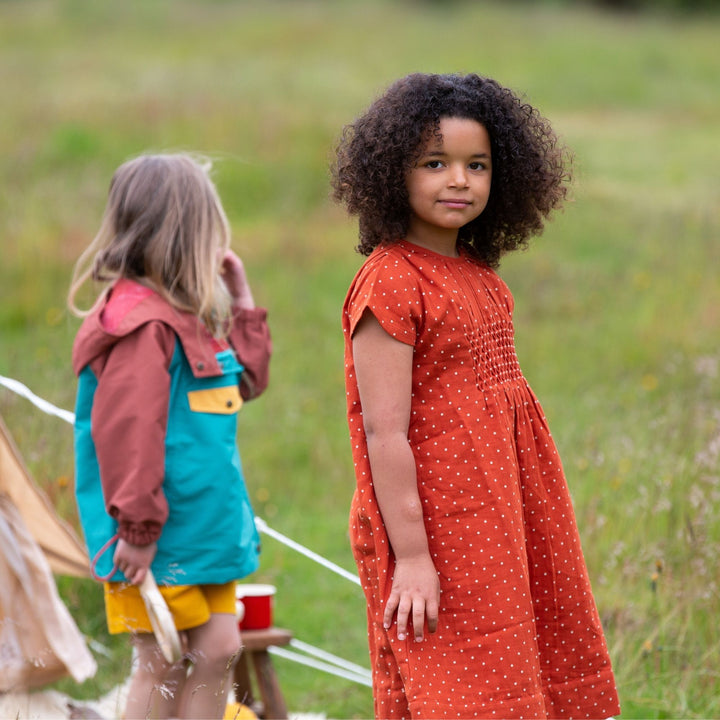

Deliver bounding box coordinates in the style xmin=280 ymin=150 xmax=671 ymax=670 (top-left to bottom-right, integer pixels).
xmin=0 ymin=413 xmax=89 ymax=578
xmin=0 ymin=412 xmax=96 ymax=690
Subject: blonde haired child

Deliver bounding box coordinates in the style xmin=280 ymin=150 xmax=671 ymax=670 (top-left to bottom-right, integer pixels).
xmin=70 ymin=153 xmax=271 ymax=719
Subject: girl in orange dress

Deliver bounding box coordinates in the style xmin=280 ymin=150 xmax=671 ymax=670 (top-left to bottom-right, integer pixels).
xmin=333 ymin=73 xmax=620 ymax=719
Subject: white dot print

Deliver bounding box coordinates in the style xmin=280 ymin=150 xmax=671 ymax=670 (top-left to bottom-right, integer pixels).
xmin=343 ymin=241 xmax=619 ymax=719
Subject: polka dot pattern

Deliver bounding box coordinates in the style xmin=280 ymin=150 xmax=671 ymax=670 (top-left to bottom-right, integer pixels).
xmin=342 ymin=241 xmax=620 ymax=719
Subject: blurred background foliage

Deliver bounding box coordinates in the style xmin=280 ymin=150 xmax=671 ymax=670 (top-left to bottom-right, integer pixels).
xmin=1 ymin=0 xmax=719 ymax=717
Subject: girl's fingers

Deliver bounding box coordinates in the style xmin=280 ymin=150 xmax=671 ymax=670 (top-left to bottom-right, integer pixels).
xmin=385 ymin=589 xmax=438 ymax=641
xmin=412 ymin=599 xmax=426 ymax=641
xmin=222 ymin=248 xmax=242 ymax=267
xmin=395 ymin=597 xmax=411 ymax=640
xmin=383 ymin=591 xmax=399 ymax=630
xmin=426 ymin=595 xmax=439 ymax=633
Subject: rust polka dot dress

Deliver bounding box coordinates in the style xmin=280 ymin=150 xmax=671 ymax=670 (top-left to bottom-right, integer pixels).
xmin=343 ymin=241 xmax=620 ymax=719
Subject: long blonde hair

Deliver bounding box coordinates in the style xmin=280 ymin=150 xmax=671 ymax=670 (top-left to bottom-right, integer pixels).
xmin=68 ymin=153 xmax=233 ymax=337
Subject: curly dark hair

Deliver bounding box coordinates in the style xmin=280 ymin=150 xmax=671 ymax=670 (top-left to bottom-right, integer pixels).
xmin=331 ymin=73 xmax=572 ymax=267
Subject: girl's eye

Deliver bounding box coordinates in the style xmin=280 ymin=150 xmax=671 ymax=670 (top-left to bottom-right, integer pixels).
xmin=469 ymin=162 xmax=485 ymax=171
xmin=425 ymin=160 xmax=443 ymax=169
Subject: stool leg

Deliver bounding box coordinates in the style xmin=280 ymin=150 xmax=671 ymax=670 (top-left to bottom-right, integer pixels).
xmin=251 ymin=650 xmax=288 ymax=719
xmin=233 ymin=652 xmax=255 ymax=708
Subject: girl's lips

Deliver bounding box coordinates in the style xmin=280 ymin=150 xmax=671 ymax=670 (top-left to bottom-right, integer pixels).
xmin=440 ymin=199 xmax=472 ymax=208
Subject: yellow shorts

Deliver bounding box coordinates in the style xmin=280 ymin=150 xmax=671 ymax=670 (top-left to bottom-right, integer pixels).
xmin=104 ymin=580 xmax=236 ymax=635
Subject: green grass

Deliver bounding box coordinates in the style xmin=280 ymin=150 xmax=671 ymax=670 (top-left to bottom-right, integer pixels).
xmin=1 ymin=1 xmax=719 ymax=717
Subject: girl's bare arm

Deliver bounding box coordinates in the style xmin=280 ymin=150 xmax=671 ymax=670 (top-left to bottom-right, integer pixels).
xmin=352 ymin=310 xmax=440 ymax=641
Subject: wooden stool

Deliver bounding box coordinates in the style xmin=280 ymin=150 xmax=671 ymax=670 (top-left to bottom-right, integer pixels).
xmin=233 ymin=627 xmax=293 ymax=719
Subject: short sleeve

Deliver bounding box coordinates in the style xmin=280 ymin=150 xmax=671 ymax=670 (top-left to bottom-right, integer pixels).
xmin=344 ymin=252 xmax=423 ymax=346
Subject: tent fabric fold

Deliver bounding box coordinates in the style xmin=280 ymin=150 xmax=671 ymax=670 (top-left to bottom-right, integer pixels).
xmin=0 ymin=414 xmax=89 ymax=578
xmin=0 ymin=412 xmax=96 ymax=690
xmin=0 ymin=494 xmax=97 ymax=690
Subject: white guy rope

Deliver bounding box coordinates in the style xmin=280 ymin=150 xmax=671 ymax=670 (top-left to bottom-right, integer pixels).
xmin=269 ymin=645 xmax=373 ymax=687
xmin=0 ymin=375 xmax=76 ymax=424
xmin=254 ymin=517 xmax=361 ymax=586
xmin=289 ymin=638 xmax=372 ymax=681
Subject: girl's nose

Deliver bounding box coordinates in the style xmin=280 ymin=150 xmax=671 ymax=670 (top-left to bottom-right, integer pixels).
xmin=448 ymin=165 xmax=469 ymax=188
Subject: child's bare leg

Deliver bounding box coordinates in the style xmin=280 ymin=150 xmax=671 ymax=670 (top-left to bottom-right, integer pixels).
xmin=125 ymin=633 xmax=187 ymax=719
xmin=178 ymin=613 xmax=241 ymax=719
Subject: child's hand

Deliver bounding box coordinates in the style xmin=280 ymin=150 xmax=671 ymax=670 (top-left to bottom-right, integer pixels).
xmin=113 ymin=539 xmax=157 ymax=585
xmin=384 ymin=554 xmax=440 ymax=642
xmin=221 ymin=249 xmax=255 ymax=309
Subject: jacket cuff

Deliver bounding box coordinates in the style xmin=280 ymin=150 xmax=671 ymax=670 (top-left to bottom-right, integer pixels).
xmin=117 ymin=520 xmax=163 ymax=546
xmin=231 ymin=306 xmax=268 ymax=323
xmin=229 ymin=306 xmax=271 ymax=400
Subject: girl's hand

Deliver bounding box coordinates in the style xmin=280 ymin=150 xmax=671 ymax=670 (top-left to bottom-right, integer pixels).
xmin=384 ymin=554 xmax=440 ymax=642
xmin=113 ymin=539 xmax=157 ymax=585
xmin=221 ymin=249 xmax=255 ymax=310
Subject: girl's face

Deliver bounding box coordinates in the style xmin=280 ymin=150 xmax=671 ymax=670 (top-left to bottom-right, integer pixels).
xmin=405 ymin=116 xmax=492 ymax=254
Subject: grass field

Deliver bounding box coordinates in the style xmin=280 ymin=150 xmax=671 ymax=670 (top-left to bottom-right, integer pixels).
xmin=1 ymin=1 xmax=719 ymax=717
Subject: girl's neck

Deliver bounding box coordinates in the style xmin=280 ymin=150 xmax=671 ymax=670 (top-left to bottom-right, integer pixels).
xmin=404 ymin=225 xmax=459 ymax=258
